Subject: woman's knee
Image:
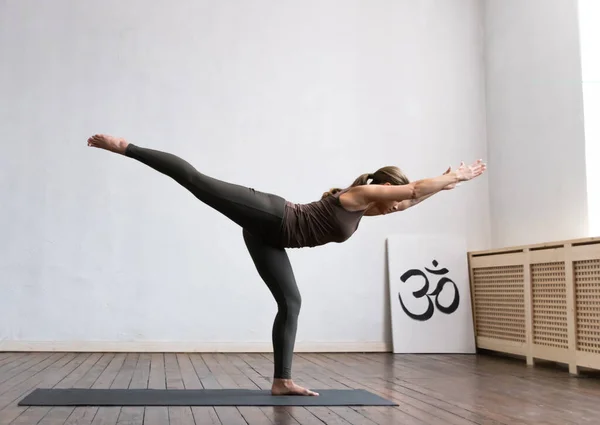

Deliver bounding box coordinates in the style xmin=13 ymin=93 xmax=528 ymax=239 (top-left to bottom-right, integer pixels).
xmin=282 ymin=291 xmax=302 ymax=318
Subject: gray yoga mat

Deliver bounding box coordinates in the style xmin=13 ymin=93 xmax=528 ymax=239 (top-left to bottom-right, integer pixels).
xmin=19 ymin=388 xmax=397 ymax=407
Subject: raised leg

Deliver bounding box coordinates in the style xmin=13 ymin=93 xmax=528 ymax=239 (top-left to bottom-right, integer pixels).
xmin=242 ymin=229 xmax=318 ymax=396
xmin=87 ymin=134 xmax=286 ymax=244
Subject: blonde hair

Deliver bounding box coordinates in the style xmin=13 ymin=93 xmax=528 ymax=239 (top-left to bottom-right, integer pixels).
xmin=321 ymin=166 xmax=410 ymax=199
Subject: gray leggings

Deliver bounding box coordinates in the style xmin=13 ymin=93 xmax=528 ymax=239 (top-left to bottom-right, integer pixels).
xmin=125 ymin=144 xmax=300 ymax=379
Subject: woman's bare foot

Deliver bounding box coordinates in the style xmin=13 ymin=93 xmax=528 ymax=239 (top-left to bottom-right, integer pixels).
xmin=87 ymin=134 xmax=129 ymax=154
xmin=271 ymin=379 xmax=319 ymax=396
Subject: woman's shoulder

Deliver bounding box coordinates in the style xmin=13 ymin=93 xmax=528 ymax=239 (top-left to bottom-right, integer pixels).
xmin=335 ymin=186 xmax=371 ymax=212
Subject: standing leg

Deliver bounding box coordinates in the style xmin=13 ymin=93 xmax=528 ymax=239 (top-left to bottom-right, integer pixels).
xmin=242 ymin=229 xmax=319 ymax=396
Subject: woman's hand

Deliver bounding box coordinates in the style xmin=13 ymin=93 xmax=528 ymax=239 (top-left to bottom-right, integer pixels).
xmin=454 ymin=159 xmax=486 ymax=182
xmin=442 ymin=166 xmax=457 ymax=190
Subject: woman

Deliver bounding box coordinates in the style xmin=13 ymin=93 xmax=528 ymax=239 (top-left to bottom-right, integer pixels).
xmin=87 ymin=134 xmax=486 ymax=396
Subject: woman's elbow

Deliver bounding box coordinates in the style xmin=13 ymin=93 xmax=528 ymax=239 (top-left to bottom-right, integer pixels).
xmin=404 ymin=182 xmax=418 ymax=200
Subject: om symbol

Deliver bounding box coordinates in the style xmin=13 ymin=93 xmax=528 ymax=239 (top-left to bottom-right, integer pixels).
xmin=398 ymin=259 xmax=460 ymax=321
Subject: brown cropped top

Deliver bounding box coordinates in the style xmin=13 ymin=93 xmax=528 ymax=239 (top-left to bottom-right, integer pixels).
xmin=279 ymin=189 xmax=367 ymax=248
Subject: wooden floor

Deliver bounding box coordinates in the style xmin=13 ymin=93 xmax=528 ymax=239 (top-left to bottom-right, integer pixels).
xmin=0 ymin=352 xmax=599 ymax=425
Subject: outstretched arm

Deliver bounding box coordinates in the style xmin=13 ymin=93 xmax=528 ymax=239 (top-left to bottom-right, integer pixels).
xmin=397 ymin=165 xmax=458 ymax=211
xmin=363 ymin=189 xmax=440 ymax=216
xmin=398 ymin=191 xmax=437 ymax=211
xmin=351 ymin=160 xmax=485 ymax=213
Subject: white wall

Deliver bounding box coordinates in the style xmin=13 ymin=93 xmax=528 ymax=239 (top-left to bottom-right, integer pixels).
xmin=578 ymin=0 xmax=600 ymax=238
xmin=484 ymin=0 xmax=589 ymax=248
xmin=0 ymin=0 xmax=489 ymax=351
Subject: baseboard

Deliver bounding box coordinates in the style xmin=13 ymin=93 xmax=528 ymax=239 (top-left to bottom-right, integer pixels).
xmin=0 ymin=340 xmax=392 ymax=353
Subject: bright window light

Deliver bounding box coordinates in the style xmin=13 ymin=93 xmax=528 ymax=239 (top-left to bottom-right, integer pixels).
xmin=578 ymin=0 xmax=600 ymax=237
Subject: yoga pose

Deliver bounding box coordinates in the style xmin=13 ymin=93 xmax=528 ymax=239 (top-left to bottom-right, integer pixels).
xmin=87 ymin=134 xmax=486 ymax=396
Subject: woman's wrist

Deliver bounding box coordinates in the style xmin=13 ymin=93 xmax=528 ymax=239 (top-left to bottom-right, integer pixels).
xmin=448 ymin=171 xmax=461 ymax=183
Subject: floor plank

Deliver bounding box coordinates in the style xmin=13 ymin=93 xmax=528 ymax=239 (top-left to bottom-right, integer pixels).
xmin=144 ymin=354 xmax=169 ymax=425
xmin=0 ymin=353 xmax=85 ymax=424
xmin=0 ymin=352 xmax=598 ymax=425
